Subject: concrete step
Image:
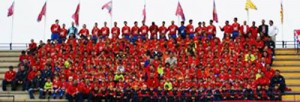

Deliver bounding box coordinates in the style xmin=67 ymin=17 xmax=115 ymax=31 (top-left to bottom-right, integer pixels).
xmin=282 ymin=73 xmax=300 ymax=78
xmin=0 ymin=52 xmax=21 ymax=57
xmin=286 ymin=79 xmax=300 ymax=85
xmin=272 ymin=64 xmax=300 ymax=67
xmin=275 ymin=55 xmax=300 ymax=59
xmin=0 ymin=68 xmax=15 ymax=74
xmin=282 ymin=94 xmax=300 ymax=101
xmin=289 ymin=86 xmax=300 ymax=91
xmin=276 ymin=49 xmax=298 ymax=54
xmin=273 ymin=60 xmax=300 ymax=65
xmin=0 ymin=58 xmax=19 ymax=62
xmin=0 ymin=62 xmax=19 ymax=68
xmin=273 ymin=66 xmax=300 ymax=72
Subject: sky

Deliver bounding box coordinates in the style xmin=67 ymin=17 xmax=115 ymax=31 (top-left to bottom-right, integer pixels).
xmin=0 ymin=0 xmax=300 ymax=43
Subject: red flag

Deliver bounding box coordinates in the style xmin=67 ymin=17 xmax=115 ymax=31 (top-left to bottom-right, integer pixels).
xmin=142 ymin=4 xmax=146 ymax=22
xmin=176 ymin=2 xmax=185 ymax=21
xmin=213 ymin=0 xmax=218 ymax=23
xmin=37 ymin=2 xmax=46 ymax=22
xmin=72 ymin=3 xmax=80 ymax=26
xmin=102 ymin=1 xmax=112 ymax=16
xmin=7 ymin=1 xmax=14 ymax=17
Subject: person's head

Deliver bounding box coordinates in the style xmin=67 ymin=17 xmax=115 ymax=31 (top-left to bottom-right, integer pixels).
xmin=181 ymin=21 xmax=185 ymax=26
xmin=162 ymin=21 xmax=165 ymax=25
xmin=225 ymin=20 xmax=229 ymax=25
xmin=198 ymin=22 xmax=202 ymax=26
xmin=210 ymin=20 xmax=213 ymax=25
xmin=189 ymin=19 xmax=193 ymax=24
xmin=30 ymin=39 xmax=34 ymax=43
xmin=275 ymin=70 xmax=281 ymax=76
xmin=152 ymin=22 xmax=155 ymax=26
xmin=104 ymin=22 xmax=107 ymax=26
xmin=171 ymin=20 xmax=175 ymax=25
xmin=21 ymin=50 xmax=26 ymax=55
xmin=55 ymin=19 xmax=59 ymax=24
xmin=262 ymin=19 xmax=265 ymax=24
xmin=124 ymin=21 xmax=127 ymax=25
xmin=47 ymin=78 xmax=51 ymax=82
xmin=269 ymin=20 xmax=274 ymax=26
xmin=142 ymin=21 xmax=146 ymax=25
xmin=134 ymin=21 xmax=138 ymax=26
xmin=8 ymin=66 xmax=13 ymax=71
xmin=83 ymin=24 xmax=86 ymax=28
xmin=202 ymin=21 xmax=206 ymax=26
xmin=252 ymin=21 xmax=256 ymax=26
xmin=62 ymin=24 xmax=66 ymax=28
xmin=94 ymin=22 xmax=98 ymax=27
xmin=234 ymin=17 xmax=238 ymax=22
xmin=243 ymin=21 xmax=247 ymax=25
xmin=71 ymin=22 xmax=75 ymax=26
xmin=114 ymin=22 xmax=117 ymax=27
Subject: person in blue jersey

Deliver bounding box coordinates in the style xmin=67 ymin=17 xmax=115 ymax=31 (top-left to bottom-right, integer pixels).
xmin=67 ymin=22 xmax=78 ymax=39
xmin=178 ymin=21 xmax=186 ymax=39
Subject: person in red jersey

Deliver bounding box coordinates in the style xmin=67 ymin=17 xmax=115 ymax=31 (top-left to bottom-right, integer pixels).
xmin=91 ymin=23 xmax=100 ymax=43
xmin=122 ymin=21 xmax=131 ymax=40
xmin=50 ymin=19 xmax=61 ymax=41
xmin=158 ymin=21 xmax=168 ymax=40
xmin=140 ymin=21 xmax=149 ymax=40
xmin=131 ymin=21 xmax=139 ymax=42
xmin=219 ymin=21 xmax=232 ymax=39
xmin=207 ymin=20 xmax=216 ymax=39
xmin=232 ymin=17 xmax=240 ymax=39
xmin=59 ymin=24 xmax=68 ymax=43
xmin=66 ymin=81 xmax=79 ymax=102
xmin=149 ymin=22 xmax=159 ymax=39
xmin=250 ymin=21 xmax=259 ymax=39
xmin=100 ymin=22 xmax=110 ymax=39
xmin=28 ymin=39 xmax=37 ymax=54
xmin=2 ymin=66 xmax=16 ymax=91
xmin=240 ymin=21 xmax=250 ymax=38
xmin=186 ymin=19 xmax=195 ymax=39
xmin=195 ymin=22 xmax=203 ymax=39
xmin=111 ymin=22 xmax=120 ymax=39
xmin=168 ymin=21 xmax=178 ymax=39
xmin=78 ymin=24 xmax=90 ymax=40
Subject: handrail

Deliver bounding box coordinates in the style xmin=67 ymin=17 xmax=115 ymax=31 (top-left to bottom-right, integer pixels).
xmin=0 ymin=95 xmax=15 ymax=102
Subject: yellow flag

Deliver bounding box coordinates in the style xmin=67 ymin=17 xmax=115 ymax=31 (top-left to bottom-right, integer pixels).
xmin=280 ymin=0 xmax=284 ymax=24
xmin=245 ymin=0 xmax=257 ymax=10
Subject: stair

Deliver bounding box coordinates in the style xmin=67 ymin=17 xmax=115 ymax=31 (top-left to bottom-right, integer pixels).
xmin=274 ymin=48 xmax=300 ymax=101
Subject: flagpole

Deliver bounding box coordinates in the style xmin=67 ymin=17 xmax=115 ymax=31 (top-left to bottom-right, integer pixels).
xmin=43 ymin=0 xmax=47 ymax=41
xmin=177 ymin=0 xmax=180 ymax=26
xmin=10 ymin=1 xmax=15 ymax=48
xmin=110 ymin=0 xmax=113 ymax=39
xmin=247 ymin=10 xmax=249 ymax=23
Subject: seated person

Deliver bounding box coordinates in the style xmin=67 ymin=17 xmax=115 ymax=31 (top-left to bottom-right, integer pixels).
xmin=2 ymin=66 xmax=16 ymax=91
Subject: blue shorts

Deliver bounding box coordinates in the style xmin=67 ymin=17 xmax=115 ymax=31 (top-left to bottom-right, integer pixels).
xmin=140 ymin=35 xmax=146 ymax=40
xmin=171 ymin=34 xmax=177 ymax=39
xmin=131 ymin=35 xmax=138 ymax=42
xmin=124 ymin=35 xmax=130 ymax=40
xmin=207 ymin=34 xmax=213 ymax=39
xmin=189 ymin=33 xmax=194 ymax=39
xmin=51 ymin=33 xmax=59 ymax=41
xmin=232 ymin=31 xmax=239 ymax=39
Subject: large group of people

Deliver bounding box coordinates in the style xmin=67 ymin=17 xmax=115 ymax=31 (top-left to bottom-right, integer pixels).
xmin=1 ymin=18 xmax=287 ymax=102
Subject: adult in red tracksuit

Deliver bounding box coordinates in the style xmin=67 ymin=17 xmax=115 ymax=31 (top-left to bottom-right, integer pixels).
xmin=2 ymin=66 xmax=16 ymax=91
xmin=50 ymin=19 xmax=61 ymax=41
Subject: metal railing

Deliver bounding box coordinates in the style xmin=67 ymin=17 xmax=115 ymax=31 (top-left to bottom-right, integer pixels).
xmin=0 ymin=95 xmax=15 ymax=102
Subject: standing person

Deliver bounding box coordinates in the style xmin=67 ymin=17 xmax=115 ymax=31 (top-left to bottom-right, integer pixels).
xmin=186 ymin=19 xmax=195 ymax=39
xmin=268 ymin=20 xmax=279 ymax=42
xmin=59 ymin=24 xmax=68 ymax=43
xmin=28 ymin=39 xmax=37 ymax=54
xmin=2 ymin=66 xmax=16 ymax=91
xmin=140 ymin=21 xmax=149 ymax=40
xmin=219 ymin=21 xmax=232 ymax=39
xmin=178 ymin=21 xmax=186 ymax=39
xmin=168 ymin=21 xmax=178 ymax=39
xmin=67 ymin=22 xmax=78 ymax=38
xmin=258 ymin=19 xmax=269 ymax=37
xmin=195 ymin=22 xmax=203 ymax=38
xmin=149 ymin=22 xmax=159 ymax=39
xmin=100 ymin=22 xmax=110 ymax=39
xmin=111 ymin=22 xmax=121 ymax=39
xmin=78 ymin=24 xmax=90 ymax=40
xmin=250 ymin=21 xmax=259 ymax=39
xmin=159 ymin=21 xmax=168 ymax=40
xmin=50 ymin=19 xmax=61 ymax=41
xmin=91 ymin=22 xmax=100 ymax=43
xmin=131 ymin=21 xmax=139 ymax=42
xmin=240 ymin=21 xmax=250 ymax=38
xmin=207 ymin=20 xmax=216 ymax=39
xmin=231 ymin=17 xmax=240 ymax=39
xmin=122 ymin=21 xmax=131 ymax=40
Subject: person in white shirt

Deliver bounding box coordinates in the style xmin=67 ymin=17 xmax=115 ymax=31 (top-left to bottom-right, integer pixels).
xmin=268 ymin=20 xmax=279 ymax=42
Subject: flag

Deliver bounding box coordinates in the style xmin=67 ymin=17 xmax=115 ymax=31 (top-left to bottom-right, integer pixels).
xmin=280 ymin=0 xmax=284 ymax=24
xmin=37 ymin=2 xmax=46 ymax=22
xmin=176 ymin=2 xmax=185 ymax=21
xmin=72 ymin=3 xmax=80 ymax=26
xmin=102 ymin=1 xmax=112 ymax=16
xmin=212 ymin=0 xmax=218 ymax=23
xmin=245 ymin=0 xmax=257 ymax=10
xmin=142 ymin=4 xmax=146 ymax=22
xmin=7 ymin=1 xmax=14 ymax=17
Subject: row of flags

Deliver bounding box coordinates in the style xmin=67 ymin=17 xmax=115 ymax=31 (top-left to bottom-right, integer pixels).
xmin=6 ymin=0 xmax=284 ymax=25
